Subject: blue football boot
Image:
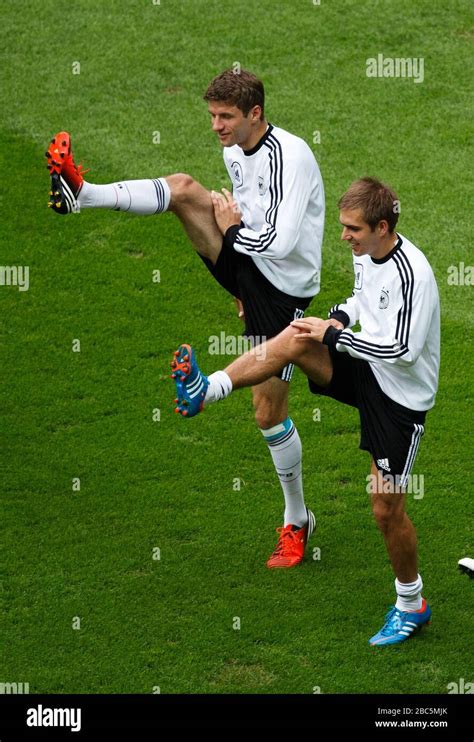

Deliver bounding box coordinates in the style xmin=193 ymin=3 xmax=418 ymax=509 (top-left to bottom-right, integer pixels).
xmin=171 ymin=344 xmax=209 ymax=417
xmin=369 ymin=599 xmax=431 ymax=646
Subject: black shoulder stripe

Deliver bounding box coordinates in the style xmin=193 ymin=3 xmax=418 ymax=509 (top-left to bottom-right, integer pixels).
xmin=398 ymin=249 xmax=414 ymax=346
xmin=265 ymin=134 xmax=284 ymax=231
xmin=393 ymin=251 xmax=408 ymax=343
xmin=393 ymin=249 xmax=415 ymax=348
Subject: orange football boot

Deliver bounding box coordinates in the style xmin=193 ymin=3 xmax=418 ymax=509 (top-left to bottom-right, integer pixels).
xmin=46 ymin=131 xmax=88 ymax=213
xmin=266 ymin=508 xmax=316 ymax=568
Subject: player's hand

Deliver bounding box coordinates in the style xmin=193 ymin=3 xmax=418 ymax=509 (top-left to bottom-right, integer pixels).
xmin=328 ymin=318 xmax=344 ymax=330
xmin=290 ymin=317 xmax=342 ymax=343
xmin=211 ymin=188 xmax=242 ymax=234
xmin=234 ymin=297 xmax=245 ymax=321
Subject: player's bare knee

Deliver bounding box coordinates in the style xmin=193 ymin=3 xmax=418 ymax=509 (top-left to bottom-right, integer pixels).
xmin=253 ymin=396 xmax=285 ymax=430
xmin=254 ymin=408 xmax=282 ymax=430
xmin=372 ymin=500 xmax=392 ymax=533
xmin=166 ymin=173 xmax=196 ymax=208
xmin=287 ymin=329 xmax=314 ymax=362
xmin=274 ymin=325 xmax=309 ymax=363
xmin=371 ymin=495 xmax=404 ymax=533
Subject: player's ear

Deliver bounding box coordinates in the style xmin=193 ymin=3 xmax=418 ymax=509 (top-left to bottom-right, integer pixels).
xmin=377 ymin=219 xmax=390 ymax=237
xmin=250 ymin=104 xmax=262 ymax=122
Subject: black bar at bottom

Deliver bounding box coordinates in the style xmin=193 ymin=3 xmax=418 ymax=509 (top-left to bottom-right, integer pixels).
xmin=0 ymin=693 xmax=472 ymax=738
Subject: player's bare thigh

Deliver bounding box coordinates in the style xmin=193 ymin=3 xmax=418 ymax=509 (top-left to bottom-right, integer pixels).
xmin=165 ymin=173 xmax=223 ymax=264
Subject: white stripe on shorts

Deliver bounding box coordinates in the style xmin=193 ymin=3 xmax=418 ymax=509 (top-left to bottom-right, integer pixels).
xmin=281 ymin=307 xmax=305 ymax=382
xmin=399 ymin=423 xmax=424 ymax=489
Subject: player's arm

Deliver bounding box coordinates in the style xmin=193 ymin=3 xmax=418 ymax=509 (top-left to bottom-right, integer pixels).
xmin=218 ymin=155 xmax=314 ymax=260
xmin=290 ymin=290 xmax=359 ymax=340
xmin=327 ymin=292 xmax=360 ymax=328
xmin=291 ymin=316 xmax=345 ymax=340
xmin=323 ymin=277 xmax=437 ymax=366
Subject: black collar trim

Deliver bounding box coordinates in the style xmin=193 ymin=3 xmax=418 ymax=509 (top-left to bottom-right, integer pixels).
xmin=371 ymin=235 xmax=402 ymax=264
xmin=242 ymin=123 xmax=273 ymax=156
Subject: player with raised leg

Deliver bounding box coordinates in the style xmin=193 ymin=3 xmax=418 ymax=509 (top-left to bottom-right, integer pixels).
xmin=172 ymin=178 xmax=440 ymax=646
xmin=45 ymin=69 xmax=325 ymax=569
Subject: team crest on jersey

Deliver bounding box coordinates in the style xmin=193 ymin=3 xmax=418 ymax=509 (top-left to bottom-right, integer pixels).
xmin=354 ymin=263 xmax=363 ymax=290
xmin=231 ymin=161 xmax=243 ymax=188
xmin=258 ymin=175 xmax=266 ymax=196
xmin=379 ymin=288 xmax=390 ymax=309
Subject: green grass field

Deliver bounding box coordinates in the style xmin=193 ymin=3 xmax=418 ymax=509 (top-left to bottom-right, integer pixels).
xmin=2 ymin=0 xmax=473 ymax=695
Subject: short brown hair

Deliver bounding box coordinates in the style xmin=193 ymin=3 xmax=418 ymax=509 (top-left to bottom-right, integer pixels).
xmin=203 ymin=69 xmax=265 ymax=118
xmin=338 ymin=177 xmax=400 ymax=232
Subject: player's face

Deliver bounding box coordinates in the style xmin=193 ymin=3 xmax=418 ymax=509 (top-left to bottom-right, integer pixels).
xmin=339 ymin=209 xmax=382 ymax=257
xmin=208 ymin=102 xmax=253 ymax=147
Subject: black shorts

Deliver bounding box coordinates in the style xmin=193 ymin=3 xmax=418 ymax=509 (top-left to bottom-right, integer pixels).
xmin=308 ymin=346 xmax=427 ymax=487
xmin=200 ymin=239 xmax=312 ymax=381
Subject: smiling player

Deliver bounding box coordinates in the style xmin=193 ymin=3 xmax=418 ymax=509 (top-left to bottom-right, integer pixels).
xmin=45 ymin=69 xmax=325 ymax=569
xmin=172 ymin=177 xmax=441 ymax=645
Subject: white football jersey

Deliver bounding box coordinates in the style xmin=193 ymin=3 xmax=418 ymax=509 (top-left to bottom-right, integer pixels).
xmin=222 ymin=124 xmax=325 ymax=298
xmin=328 ymin=234 xmax=440 ymax=411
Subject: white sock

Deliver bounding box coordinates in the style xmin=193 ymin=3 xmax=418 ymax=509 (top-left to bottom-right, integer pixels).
xmin=78 ymin=177 xmax=170 ymax=214
xmin=203 ymin=370 xmax=233 ymax=406
xmin=395 ymin=574 xmax=423 ymax=612
xmin=261 ymin=418 xmax=307 ymax=527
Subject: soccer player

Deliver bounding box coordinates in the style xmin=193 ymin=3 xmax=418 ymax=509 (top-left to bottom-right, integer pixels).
xmin=171 ymin=177 xmax=440 ymax=646
xmin=45 ymin=69 xmax=325 ymax=569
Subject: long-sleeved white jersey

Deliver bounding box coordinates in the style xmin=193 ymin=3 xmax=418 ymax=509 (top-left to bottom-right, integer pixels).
xmin=222 ymin=124 xmax=325 ymax=298
xmin=326 ymin=234 xmax=440 ymax=411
